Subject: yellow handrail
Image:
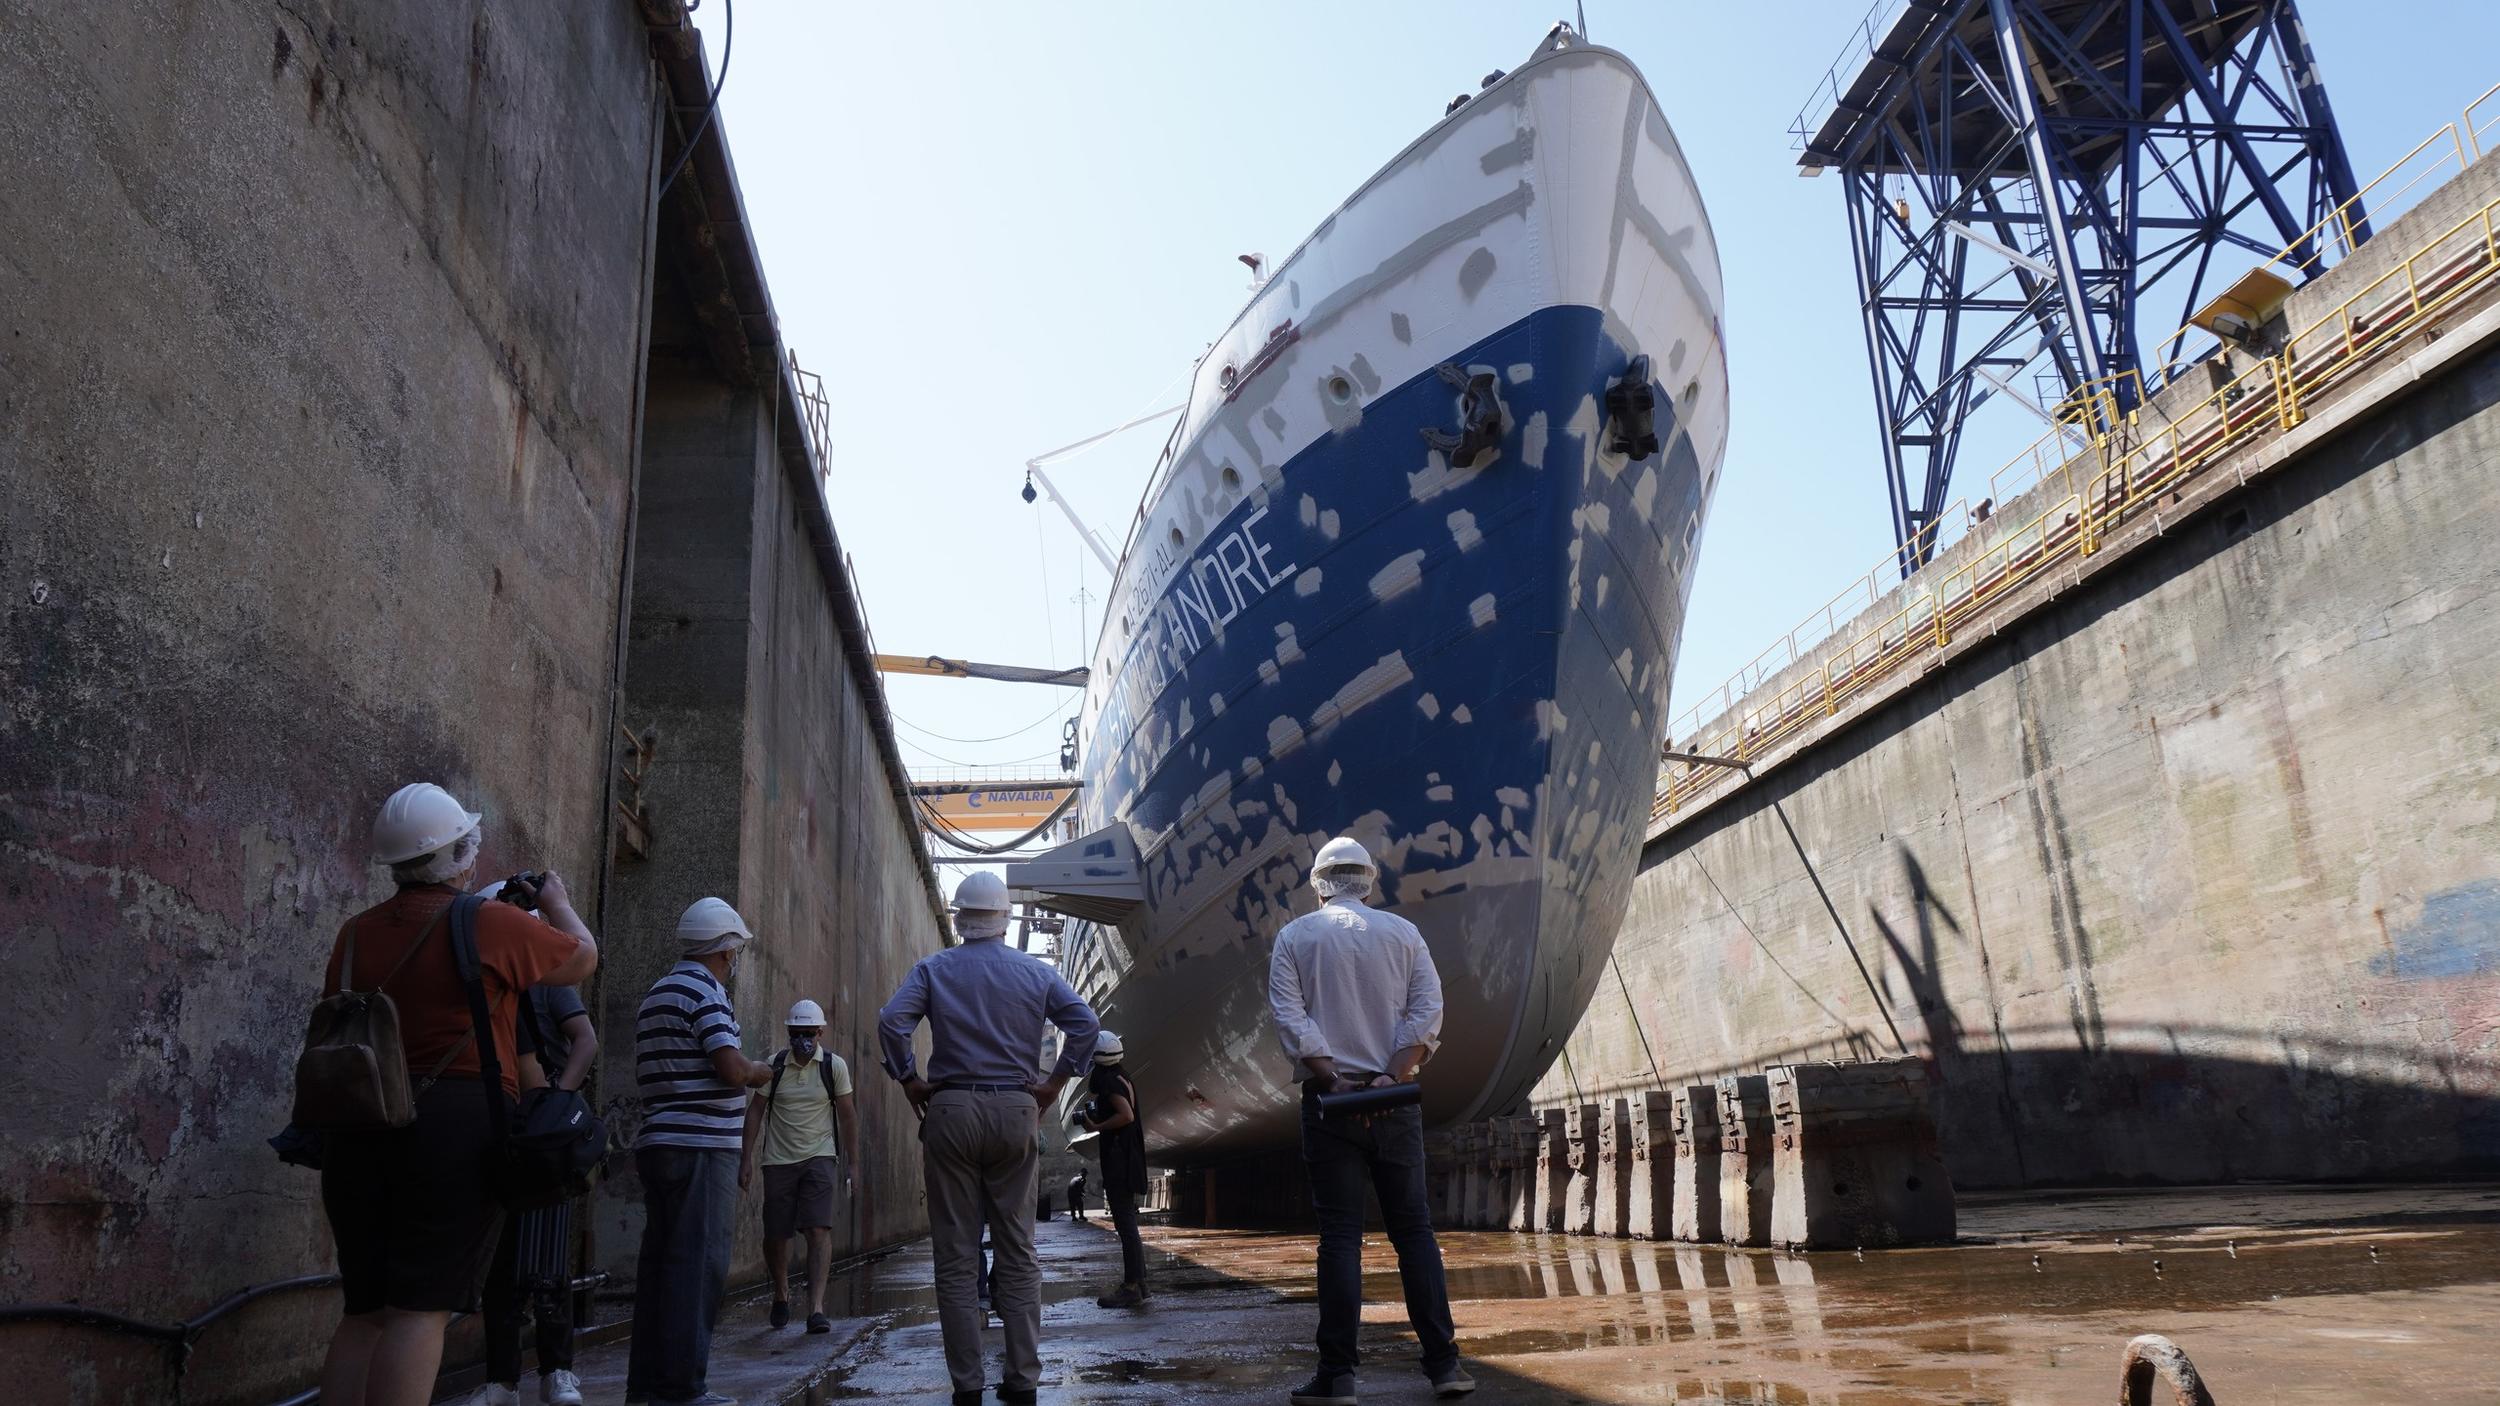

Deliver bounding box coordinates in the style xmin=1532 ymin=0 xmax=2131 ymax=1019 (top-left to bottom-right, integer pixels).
xmin=1662 ymin=78 xmax=2500 ymax=764
xmin=1654 ymin=173 xmax=2500 ymax=826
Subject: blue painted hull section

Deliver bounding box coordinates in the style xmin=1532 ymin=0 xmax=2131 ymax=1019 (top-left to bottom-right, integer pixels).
xmin=1078 ymin=304 xmax=1708 ymax=1161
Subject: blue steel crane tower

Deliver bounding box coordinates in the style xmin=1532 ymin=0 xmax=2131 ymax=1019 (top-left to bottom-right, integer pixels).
xmin=1794 ymin=0 xmax=2368 ymax=571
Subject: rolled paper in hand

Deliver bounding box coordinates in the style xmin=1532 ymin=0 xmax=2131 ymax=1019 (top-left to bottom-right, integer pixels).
xmin=1317 ymin=1081 xmax=1423 ymax=1118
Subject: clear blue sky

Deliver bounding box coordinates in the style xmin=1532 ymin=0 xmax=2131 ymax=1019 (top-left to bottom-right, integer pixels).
xmin=688 ymin=0 xmax=2500 ymax=782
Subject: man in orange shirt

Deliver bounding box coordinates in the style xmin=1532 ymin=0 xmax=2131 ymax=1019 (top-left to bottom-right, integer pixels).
xmin=313 ymin=782 xmax=597 ymax=1406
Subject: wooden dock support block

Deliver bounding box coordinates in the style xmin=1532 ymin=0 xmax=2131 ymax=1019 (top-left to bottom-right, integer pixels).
xmin=1592 ymin=1097 xmax=1632 ymax=1238
xmin=1562 ymin=1102 xmax=1600 ymax=1236
xmin=1670 ymin=1085 xmax=1721 ymax=1244
xmin=1716 ymin=1073 xmax=1774 ymax=1247
xmin=1767 ymin=1058 xmax=1957 ymax=1250
xmin=1532 ymin=1107 xmax=1570 ymax=1232
xmin=1630 ymin=1090 xmax=1672 ymax=1240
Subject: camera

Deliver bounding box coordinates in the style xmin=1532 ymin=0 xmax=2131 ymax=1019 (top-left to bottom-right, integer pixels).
xmin=493 ymin=871 xmax=546 ymax=912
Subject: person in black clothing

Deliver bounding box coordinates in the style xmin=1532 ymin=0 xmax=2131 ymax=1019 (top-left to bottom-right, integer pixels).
xmin=1076 ymin=1030 xmax=1148 ymax=1309
xmin=472 ymin=880 xmax=601 ymax=1406
xmin=1066 ymin=1168 xmax=1089 ymax=1223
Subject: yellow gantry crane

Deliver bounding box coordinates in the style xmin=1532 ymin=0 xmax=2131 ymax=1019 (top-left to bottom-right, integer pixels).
xmin=877 ymin=652 xmax=1085 ymax=833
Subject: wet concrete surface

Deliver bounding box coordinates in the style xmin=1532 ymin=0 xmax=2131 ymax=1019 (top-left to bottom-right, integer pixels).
xmin=552 ymin=1186 xmax=2500 ymax=1404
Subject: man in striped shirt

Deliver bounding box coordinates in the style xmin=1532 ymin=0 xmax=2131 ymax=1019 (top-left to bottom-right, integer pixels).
xmin=625 ymin=898 xmax=775 ymax=1406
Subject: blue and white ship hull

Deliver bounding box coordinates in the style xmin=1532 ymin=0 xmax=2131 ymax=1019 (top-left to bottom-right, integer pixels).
xmin=1055 ymin=34 xmax=1727 ymax=1162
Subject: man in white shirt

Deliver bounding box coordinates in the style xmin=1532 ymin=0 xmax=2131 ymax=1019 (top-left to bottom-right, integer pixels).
xmin=1267 ymin=836 xmax=1474 ymax=1404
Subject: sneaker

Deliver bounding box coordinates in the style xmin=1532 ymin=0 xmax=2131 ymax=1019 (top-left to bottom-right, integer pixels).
xmin=951 ymin=1393 xmax=983 ymax=1406
xmin=1428 ymin=1364 xmax=1478 ymax=1398
xmin=1095 ymin=1284 xmax=1147 ymax=1309
xmin=472 ymin=1387 xmax=521 ymax=1406
xmin=540 ymin=1371 xmax=584 ymax=1406
xmin=769 ymin=1297 xmax=791 ymax=1329
xmin=806 ymin=1310 xmax=832 ymax=1334
xmin=997 ymin=1387 xmax=1039 ymax=1405
xmin=1290 ymin=1375 xmax=1357 ymax=1406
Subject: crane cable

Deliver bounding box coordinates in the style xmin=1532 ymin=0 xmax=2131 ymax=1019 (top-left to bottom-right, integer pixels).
xmin=916 ymin=788 xmax=1080 ymax=856
xmin=893 ymin=696 xmax=1070 ymax=746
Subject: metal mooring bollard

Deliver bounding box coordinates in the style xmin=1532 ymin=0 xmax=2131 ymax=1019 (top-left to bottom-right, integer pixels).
xmin=2120 ymin=1334 xmax=2217 ymax=1406
xmin=1670 ymin=1084 xmax=1723 ymax=1243
xmin=1716 ymin=1074 xmax=1776 ymax=1247
xmin=1533 ymin=1107 xmax=1571 ymax=1232
xmin=1562 ymin=1102 xmax=1601 ymax=1236
xmin=1629 ymin=1091 xmax=1672 ymax=1240
xmin=1767 ymin=1058 xmax=1957 ymax=1250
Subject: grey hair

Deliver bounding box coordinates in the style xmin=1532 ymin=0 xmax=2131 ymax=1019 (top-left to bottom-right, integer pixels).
xmin=390 ymin=829 xmax=482 ymax=886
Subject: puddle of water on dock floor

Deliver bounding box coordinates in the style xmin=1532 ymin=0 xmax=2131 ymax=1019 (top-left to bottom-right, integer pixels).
xmin=792 ymin=1185 xmax=2500 ymax=1404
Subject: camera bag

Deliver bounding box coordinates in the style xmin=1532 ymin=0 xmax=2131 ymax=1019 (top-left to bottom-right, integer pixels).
xmin=448 ymin=894 xmax=606 ymax=1210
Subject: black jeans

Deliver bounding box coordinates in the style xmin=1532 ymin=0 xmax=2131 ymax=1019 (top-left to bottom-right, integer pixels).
xmin=1106 ymin=1189 xmax=1145 ymax=1286
xmin=625 ymin=1145 xmax=737 ymax=1402
xmin=483 ymin=1205 xmax=572 ymax=1383
xmin=1301 ymin=1096 xmax=1457 ymax=1378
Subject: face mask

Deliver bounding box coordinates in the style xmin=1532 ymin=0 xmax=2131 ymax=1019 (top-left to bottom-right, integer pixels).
xmin=790 ymin=1033 xmax=818 ymax=1061
xmin=723 ymin=954 xmax=741 ymax=986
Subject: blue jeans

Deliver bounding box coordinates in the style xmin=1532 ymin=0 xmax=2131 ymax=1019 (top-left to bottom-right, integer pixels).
xmin=625 ymin=1145 xmax=737 ymax=1402
xmin=1301 ymin=1094 xmax=1458 ymax=1378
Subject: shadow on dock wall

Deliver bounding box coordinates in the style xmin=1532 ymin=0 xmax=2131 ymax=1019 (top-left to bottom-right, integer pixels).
xmin=1543 ymin=331 xmax=2500 ymax=1189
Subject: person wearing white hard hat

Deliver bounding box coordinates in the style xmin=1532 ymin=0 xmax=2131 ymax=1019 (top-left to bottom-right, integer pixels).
xmin=315 ymin=783 xmax=596 ymax=1406
xmin=739 ymin=997 xmax=858 ymax=1335
xmin=625 ymin=897 xmax=777 ymax=1406
xmin=877 ymin=869 xmax=1101 ymax=1406
xmin=1269 ymin=835 xmax=1473 ymax=1403
xmin=1074 ymin=1029 xmax=1150 ymax=1308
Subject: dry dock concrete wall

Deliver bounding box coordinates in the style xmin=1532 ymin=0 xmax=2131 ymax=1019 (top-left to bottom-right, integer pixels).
xmin=0 ymin=2 xmax=943 ymax=1400
xmin=1542 ymin=163 xmax=2500 ymax=1189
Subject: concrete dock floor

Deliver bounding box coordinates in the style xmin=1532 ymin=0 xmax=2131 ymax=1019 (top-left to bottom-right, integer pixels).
xmin=549 ymin=1184 xmax=2500 ymax=1404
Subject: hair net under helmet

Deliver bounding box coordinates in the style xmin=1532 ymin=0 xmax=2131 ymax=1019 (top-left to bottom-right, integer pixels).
xmin=677 ymin=896 xmax=754 ymax=957
xmin=952 ymin=870 xmax=1012 ymax=941
xmin=1310 ymin=835 xmax=1377 ymax=900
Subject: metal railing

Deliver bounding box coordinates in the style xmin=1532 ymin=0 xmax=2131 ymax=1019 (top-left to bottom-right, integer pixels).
xmin=1655 ymin=173 xmax=2500 ymax=825
xmin=1788 ymin=0 xmax=1915 ymax=152
xmin=1665 ymin=83 xmax=2500 ymax=771
xmin=788 ymin=346 xmax=833 ymax=474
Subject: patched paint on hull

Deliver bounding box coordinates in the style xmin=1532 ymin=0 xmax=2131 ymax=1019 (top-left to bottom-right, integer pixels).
xmin=1060 ymin=36 xmax=1726 ymax=1163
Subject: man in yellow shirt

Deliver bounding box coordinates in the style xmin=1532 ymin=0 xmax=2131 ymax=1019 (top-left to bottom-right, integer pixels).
xmin=739 ymin=999 xmax=859 ymax=1333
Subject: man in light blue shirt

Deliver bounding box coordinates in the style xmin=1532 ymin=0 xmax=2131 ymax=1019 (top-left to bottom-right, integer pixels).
xmin=877 ymin=871 xmax=1098 ymax=1406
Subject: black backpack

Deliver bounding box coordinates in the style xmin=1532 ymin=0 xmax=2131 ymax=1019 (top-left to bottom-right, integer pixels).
xmin=765 ymin=1047 xmax=845 ymax=1160
xmin=448 ymin=896 xmax=607 ymax=1210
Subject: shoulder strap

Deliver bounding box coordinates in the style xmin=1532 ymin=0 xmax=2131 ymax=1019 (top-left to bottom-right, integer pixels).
xmin=336 ymin=916 xmax=363 ymax=995
xmin=766 ymin=1049 xmax=788 ymax=1104
xmin=820 ymin=1055 xmax=842 ymax=1161
xmin=373 ymin=900 xmax=455 ymax=993
xmin=447 ymin=895 xmax=510 ymax=1144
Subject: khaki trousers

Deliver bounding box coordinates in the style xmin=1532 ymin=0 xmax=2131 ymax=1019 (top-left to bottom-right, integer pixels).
xmin=924 ymin=1088 xmax=1042 ymax=1393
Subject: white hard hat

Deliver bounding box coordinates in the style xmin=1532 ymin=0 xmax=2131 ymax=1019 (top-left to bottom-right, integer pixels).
xmin=952 ymin=870 xmax=1009 ymax=913
xmin=787 ymin=999 xmax=826 ymax=1026
xmin=676 ymin=896 xmax=753 ymax=953
xmin=1312 ymin=835 xmax=1376 ymax=879
xmin=372 ymin=782 xmax=482 ymax=865
xmin=1093 ymin=1029 xmax=1125 ymax=1064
